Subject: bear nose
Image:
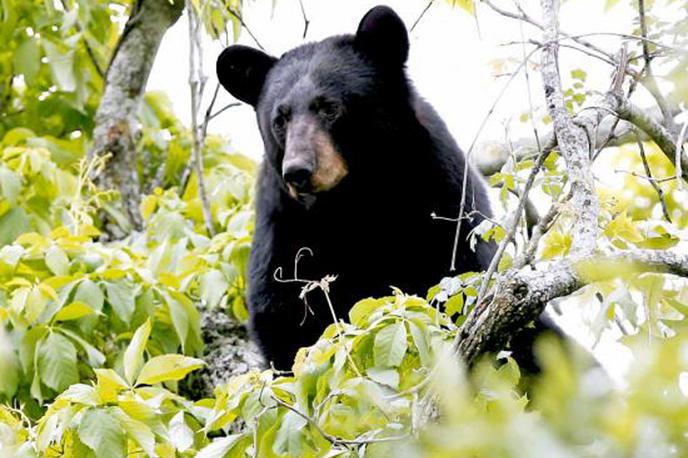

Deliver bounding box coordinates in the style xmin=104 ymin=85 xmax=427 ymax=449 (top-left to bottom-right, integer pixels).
xmin=283 ymin=163 xmax=313 ymax=191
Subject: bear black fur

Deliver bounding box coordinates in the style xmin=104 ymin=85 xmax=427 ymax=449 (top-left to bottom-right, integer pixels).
xmin=217 ymin=6 xmax=497 ymax=370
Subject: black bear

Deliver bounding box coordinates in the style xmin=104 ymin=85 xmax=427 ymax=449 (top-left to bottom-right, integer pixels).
xmin=217 ymin=6 xmax=496 ymax=370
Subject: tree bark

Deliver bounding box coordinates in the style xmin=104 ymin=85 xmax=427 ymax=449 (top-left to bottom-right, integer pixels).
xmin=456 ymin=250 xmax=688 ymax=365
xmin=90 ymin=0 xmax=185 ymax=237
xmin=181 ymin=307 xmax=263 ymax=398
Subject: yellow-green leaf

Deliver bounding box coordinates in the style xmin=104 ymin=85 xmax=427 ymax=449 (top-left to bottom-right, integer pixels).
xmin=135 ymin=355 xmax=205 ymax=386
xmin=123 ymin=319 xmax=152 ymax=385
xmin=53 ymin=301 xmax=95 ymax=322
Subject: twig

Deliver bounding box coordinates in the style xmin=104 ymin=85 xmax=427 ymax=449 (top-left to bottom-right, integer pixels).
xmin=476 ymin=146 xmax=551 ymax=304
xmin=410 ymin=0 xmax=435 ymax=32
xmin=614 ymin=169 xmax=676 ymax=184
xmin=638 ymin=0 xmax=675 ymax=129
xmin=450 ymin=46 xmax=541 ymax=272
xmin=273 ymin=250 xmax=362 ymax=377
xmin=676 ymin=118 xmax=688 ymax=190
xmin=59 ymin=0 xmax=105 ymax=78
xmin=187 ymin=3 xmax=216 ymax=237
xmin=298 ymin=0 xmax=310 ymax=39
xmin=516 ymin=188 xmax=571 ymax=268
xmin=271 ymin=395 xmax=407 ymax=447
xmin=227 ymin=6 xmax=265 ymax=50
xmin=635 ymin=133 xmax=672 ymax=222
xmin=207 ymin=102 xmax=241 ymax=122
xmin=482 ymin=0 xmax=615 ymax=64
xmin=567 ymin=32 xmax=687 ymax=55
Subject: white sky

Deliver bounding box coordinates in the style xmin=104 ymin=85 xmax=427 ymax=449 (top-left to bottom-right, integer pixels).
xmin=149 ymin=0 xmax=641 ymax=159
xmin=147 ymin=0 xmax=671 ymax=383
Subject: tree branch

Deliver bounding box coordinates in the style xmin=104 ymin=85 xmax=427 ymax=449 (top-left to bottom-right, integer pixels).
xmin=456 ymin=249 xmax=688 ymax=365
xmin=614 ymin=96 xmax=688 ymax=182
xmin=539 ymin=0 xmax=598 ymax=255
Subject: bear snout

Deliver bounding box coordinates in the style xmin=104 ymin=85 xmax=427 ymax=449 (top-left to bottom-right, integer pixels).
xmin=283 ymin=161 xmax=314 ymax=192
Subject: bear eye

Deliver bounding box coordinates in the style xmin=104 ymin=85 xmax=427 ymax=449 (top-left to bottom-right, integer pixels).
xmin=312 ymin=98 xmax=342 ymax=122
xmin=272 ymin=105 xmax=290 ymax=141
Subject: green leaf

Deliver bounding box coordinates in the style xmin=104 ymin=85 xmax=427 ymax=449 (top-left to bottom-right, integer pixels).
xmin=367 ymin=367 xmax=400 ymax=390
xmin=94 ymin=369 xmax=128 ymax=403
xmin=0 ymin=207 xmax=29 ymax=246
xmin=374 ymin=322 xmax=408 ymax=368
xmin=123 ymin=318 xmax=151 ymax=385
xmin=78 ymin=408 xmax=127 ymax=458
xmin=273 ymin=411 xmax=308 ymax=456
xmin=409 ymin=321 xmax=431 ymax=367
xmin=45 ymin=245 xmax=69 ymax=275
xmin=59 ymin=383 xmax=98 ymax=405
xmin=0 ymin=332 xmax=19 ymax=397
xmin=74 ymin=279 xmax=104 ymax=311
xmin=196 ymin=434 xmax=244 ymax=458
xmin=445 ymin=293 xmax=464 ymax=316
xmin=571 ymin=69 xmax=587 ymax=81
xmin=540 ymin=230 xmax=572 ymax=260
xmin=112 ymin=407 xmax=157 ymax=457
xmin=43 ymin=40 xmax=76 ymax=92
xmin=165 ymin=290 xmax=203 ymax=354
xmin=37 ymin=331 xmax=79 ymax=392
xmin=105 ymin=281 xmax=136 ymax=324
xmin=164 ymin=290 xmax=189 ymax=350
xmin=0 ymin=167 xmax=21 ymax=204
xmin=53 ymin=301 xmax=95 ymax=322
xmin=60 ymin=328 xmax=106 ymax=368
xmin=349 ymin=297 xmax=386 ymax=326
xmin=135 ymin=354 xmax=204 ymax=386
xmin=13 ymin=38 xmax=41 ymax=83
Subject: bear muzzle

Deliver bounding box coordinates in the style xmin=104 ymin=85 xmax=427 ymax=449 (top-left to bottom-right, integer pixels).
xmin=282 ymin=116 xmax=348 ymax=204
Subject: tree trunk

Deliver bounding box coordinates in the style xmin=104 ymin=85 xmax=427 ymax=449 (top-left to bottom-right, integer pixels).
xmin=90 ymin=0 xmax=184 ymax=238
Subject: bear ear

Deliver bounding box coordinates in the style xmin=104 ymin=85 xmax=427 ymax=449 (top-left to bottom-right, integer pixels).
xmin=217 ymin=45 xmax=277 ymax=107
xmin=355 ymin=5 xmax=409 ymax=67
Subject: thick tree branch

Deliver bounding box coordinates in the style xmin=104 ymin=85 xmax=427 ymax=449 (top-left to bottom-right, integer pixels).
xmin=90 ymin=0 xmax=184 ymax=237
xmin=539 ymin=0 xmax=598 ymax=255
xmin=456 ymin=249 xmax=688 ymax=365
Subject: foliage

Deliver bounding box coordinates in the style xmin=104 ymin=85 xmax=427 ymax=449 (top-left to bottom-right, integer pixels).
xmin=1 ymin=0 xmax=688 ymax=457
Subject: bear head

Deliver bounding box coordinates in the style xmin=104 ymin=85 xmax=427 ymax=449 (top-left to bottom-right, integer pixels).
xmin=216 ymin=6 xmax=412 ymax=207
